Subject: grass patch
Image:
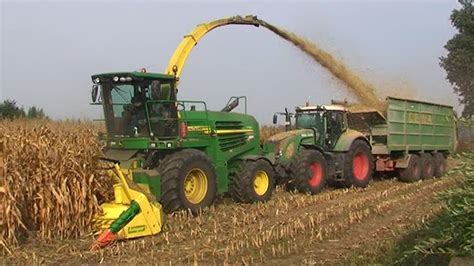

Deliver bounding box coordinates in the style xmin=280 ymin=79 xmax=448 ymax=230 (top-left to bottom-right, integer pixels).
xmin=348 ymin=151 xmax=474 ymax=265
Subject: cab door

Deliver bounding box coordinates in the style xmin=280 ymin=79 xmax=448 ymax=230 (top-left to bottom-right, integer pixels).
xmin=325 ymin=111 xmax=346 ymax=149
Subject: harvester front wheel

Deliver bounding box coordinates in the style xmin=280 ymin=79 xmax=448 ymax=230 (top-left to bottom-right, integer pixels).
xmin=289 ymin=149 xmax=327 ymax=194
xmin=230 ymin=160 xmax=275 ymax=203
xmin=159 ymin=149 xmax=217 ymax=214
xmin=344 ymin=140 xmax=374 ymax=188
xmin=398 ymin=154 xmax=421 ymax=182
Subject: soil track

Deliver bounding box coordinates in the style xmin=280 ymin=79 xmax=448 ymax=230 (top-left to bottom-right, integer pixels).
xmin=5 ymin=162 xmax=461 ymax=264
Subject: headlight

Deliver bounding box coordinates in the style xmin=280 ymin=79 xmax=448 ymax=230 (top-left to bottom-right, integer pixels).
xmin=113 ymin=76 xmax=119 ymax=82
xmin=94 ymin=77 xmax=100 ymax=83
xmin=119 ymin=77 xmax=126 ymax=82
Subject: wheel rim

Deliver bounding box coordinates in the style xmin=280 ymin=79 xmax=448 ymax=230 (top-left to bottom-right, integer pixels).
xmin=353 ymin=152 xmax=369 ymax=181
xmin=183 ymin=168 xmax=208 ymax=204
xmin=309 ymin=162 xmax=322 ymax=187
xmin=254 ymin=170 xmax=269 ymax=196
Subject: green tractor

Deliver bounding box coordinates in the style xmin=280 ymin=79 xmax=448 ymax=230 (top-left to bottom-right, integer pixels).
xmin=270 ymin=97 xmax=457 ymax=194
xmin=269 ymin=101 xmax=375 ymax=194
xmin=91 ymin=71 xmax=275 ymax=214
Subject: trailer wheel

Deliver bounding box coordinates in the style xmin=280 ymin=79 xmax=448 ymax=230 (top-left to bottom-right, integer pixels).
xmin=420 ymin=153 xmax=434 ymax=179
xmin=159 ymin=149 xmax=217 ymax=214
xmin=230 ymin=160 xmax=275 ymax=203
xmin=398 ymin=154 xmax=421 ymax=182
xmin=433 ymin=152 xmax=447 ymax=177
xmin=344 ymin=140 xmax=374 ymax=188
xmin=289 ymin=149 xmax=327 ymax=194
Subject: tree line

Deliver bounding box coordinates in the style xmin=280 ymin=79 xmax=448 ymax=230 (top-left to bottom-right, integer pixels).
xmin=0 ymin=99 xmax=48 ymax=119
xmin=441 ymin=0 xmax=474 ymax=118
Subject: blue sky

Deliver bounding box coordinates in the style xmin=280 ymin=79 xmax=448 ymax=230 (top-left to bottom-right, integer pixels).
xmin=0 ymin=0 xmax=461 ymax=123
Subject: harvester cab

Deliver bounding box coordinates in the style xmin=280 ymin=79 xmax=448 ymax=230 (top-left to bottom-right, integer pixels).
xmin=91 ymin=71 xmax=178 ymax=139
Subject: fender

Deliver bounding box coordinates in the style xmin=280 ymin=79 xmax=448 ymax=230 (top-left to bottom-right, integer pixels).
xmin=332 ymin=129 xmax=370 ymax=152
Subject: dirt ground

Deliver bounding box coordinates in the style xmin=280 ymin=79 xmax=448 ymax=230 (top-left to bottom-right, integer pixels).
xmin=3 ymin=159 xmax=462 ymax=265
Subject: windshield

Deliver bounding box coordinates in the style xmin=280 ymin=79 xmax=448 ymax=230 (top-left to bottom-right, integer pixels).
xmin=101 ymin=79 xmax=176 ymax=137
xmin=295 ymin=111 xmax=325 ymax=129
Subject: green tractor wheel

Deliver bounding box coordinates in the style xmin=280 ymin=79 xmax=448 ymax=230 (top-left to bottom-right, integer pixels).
xmin=159 ymin=149 xmax=217 ymax=214
xmin=230 ymin=160 xmax=275 ymax=203
xmin=343 ymin=140 xmax=374 ymax=188
xmin=289 ymin=149 xmax=327 ymax=195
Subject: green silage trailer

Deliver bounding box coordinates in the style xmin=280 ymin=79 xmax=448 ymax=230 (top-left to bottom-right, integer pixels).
xmin=350 ymin=97 xmax=457 ymax=182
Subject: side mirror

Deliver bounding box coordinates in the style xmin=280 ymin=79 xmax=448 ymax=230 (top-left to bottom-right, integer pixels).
xmin=91 ymin=84 xmax=102 ymax=103
xmin=273 ymin=114 xmax=278 ymax=124
xmin=150 ymin=80 xmax=162 ymax=99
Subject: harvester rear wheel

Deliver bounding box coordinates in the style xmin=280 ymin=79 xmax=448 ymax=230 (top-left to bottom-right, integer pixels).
xmin=420 ymin=153 xmax=434 ymax=179
xmin=289 ymin=149 xmax=327 ymax=194
xmin=433 ymin=152 xmax=447 ymax=177
xmin=159 ymin=149 xmax=217 ymax=214
xmin=398 ymin=154 xmax=421 ymax=182
xmin=343 ymin=140 xmax=374 ymax=188
xmin=230 ymin=160 xmax=275 ymax=203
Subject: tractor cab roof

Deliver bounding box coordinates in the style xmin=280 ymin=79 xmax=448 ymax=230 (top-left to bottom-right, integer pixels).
xmin=91 ymin=71 xmax=175 ymax=82
xmin=296 ymin=104 xmax=347 ymax=112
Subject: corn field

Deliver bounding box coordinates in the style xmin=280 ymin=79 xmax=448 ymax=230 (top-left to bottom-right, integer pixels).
xmin=0 ymin=120 xmax=113 ymax=252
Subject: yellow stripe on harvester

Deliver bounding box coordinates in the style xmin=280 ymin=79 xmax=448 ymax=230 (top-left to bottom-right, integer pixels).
xmin=214 ymin=129 xmax=254 ymax=135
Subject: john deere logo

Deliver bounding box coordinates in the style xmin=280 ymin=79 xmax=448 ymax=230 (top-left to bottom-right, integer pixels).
xmin=128 ymin=225 xmax=146 ymax=234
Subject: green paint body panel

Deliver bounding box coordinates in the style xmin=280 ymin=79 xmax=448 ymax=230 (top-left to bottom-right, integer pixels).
xmin=133 ymin=171 xmax=161 ymax=199
xmin=383 ymin=97 xmax=457 ymax=153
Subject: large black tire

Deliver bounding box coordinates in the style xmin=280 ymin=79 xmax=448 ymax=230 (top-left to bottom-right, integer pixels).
xmin=420 ymin=153 xmax=434 ymax=179
xmin=343 ymin=140 xmax=374 ymax=188
xmin=158 ymin=149 xmax=217 ymax=214
xmin=289 ymin=149 xmax=327 ymax=194
xmin=398 ymin=154 xmax=421 ymax=182
xmin=230 ymin=160 xmax=275 ymax=203
xmin=433 ymin=152 xmax=447 ymax=177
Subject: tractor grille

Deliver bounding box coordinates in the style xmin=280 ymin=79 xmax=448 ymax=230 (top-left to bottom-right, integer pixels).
xmin=215 ymin=121 xmax=251 ymax=151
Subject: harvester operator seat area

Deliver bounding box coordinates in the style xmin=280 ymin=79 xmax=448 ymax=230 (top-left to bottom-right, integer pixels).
xmin=148 ymin=83 xmax=179 ymax=137
xmin=122 ymin=87 xmax=149 ymax=136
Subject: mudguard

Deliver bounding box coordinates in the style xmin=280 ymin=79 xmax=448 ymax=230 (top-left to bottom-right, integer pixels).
xmin=332 ymin=129 xmax=369 ymax=152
